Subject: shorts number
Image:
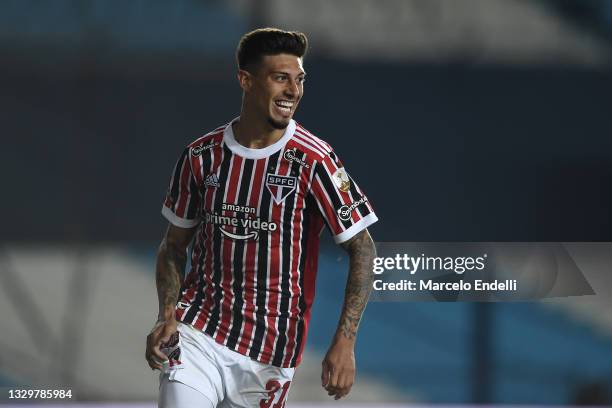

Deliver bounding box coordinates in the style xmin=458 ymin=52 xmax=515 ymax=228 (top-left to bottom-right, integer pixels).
xmin=259 ymin=380 xmax=291 ymax=408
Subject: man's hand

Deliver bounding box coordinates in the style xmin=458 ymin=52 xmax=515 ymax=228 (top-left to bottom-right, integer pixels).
xmin=145 ymin=318 xmax=178 ymax=370
xmin=147 ymin=224 xmax=195 ymax=370
xmin=321 ymin=336 xmax=356 ymax=400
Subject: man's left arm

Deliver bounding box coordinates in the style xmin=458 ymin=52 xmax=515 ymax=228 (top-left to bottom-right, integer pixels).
xmin=322 ymin=228 xmax=376 ymax=400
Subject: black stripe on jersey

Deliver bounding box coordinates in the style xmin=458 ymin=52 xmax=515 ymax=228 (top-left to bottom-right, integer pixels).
xmin=290 ymin=196 xmax=313 ymax=367
xmin=271 ymin=150 xmax=305 ymax=366
xmin=315 ymin=163 xmax=353 ymax=230
xmin=249 ymin=151 xmax=281 ymax=360
xmin=226 ymin=158 xmax=255 ymax=349
xmin=183 ymin=146 xmax=216 ymax=324
xmin=186 ymin=172 xmax=200 ymax=219
xmin=347 ymin=175 xmax=372 ymax=218
xmin=168 ymin=148 xmax=188 ymax=210
xmin=205 ymin=144 xmax=234 ymax=337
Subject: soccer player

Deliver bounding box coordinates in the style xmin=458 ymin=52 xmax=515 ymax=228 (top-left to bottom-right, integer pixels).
xmin=145 ymin=28 xmax=378 ymax=407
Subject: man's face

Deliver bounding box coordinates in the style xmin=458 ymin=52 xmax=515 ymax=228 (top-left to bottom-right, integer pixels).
xmin=243 ymin=53 xmax=305 ymax=130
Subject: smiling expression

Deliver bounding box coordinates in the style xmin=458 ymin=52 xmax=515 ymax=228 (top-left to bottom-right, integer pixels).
xmin=242 ymin=53 xmax=306 ymax=130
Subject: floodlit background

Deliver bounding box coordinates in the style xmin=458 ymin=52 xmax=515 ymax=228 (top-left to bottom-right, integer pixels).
xmin=1 ymin=0 xmax=612 ymax=406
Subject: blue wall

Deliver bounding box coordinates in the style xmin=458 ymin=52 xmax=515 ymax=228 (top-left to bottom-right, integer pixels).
xmin=308 ymin=248 xmax=612 ymax=404
xmin=1 ymin=62 xmax=611 ymax=243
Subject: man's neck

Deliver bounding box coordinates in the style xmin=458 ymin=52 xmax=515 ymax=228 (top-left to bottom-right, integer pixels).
xmin=233 ymin=110 xmax=286 ymax=149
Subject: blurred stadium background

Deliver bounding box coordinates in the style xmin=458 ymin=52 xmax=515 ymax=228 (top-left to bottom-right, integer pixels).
xmin=1 ymin=0 xmax=612 ymax=406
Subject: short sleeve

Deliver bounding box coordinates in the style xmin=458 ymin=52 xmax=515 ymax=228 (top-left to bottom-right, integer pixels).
xmin=310 ymin=150 xmax=378 ymax=243
xmin=161 ymin=147 xmax=202 ymax=228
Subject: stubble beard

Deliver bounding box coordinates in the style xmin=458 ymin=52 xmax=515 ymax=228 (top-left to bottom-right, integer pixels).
xmin=268 ymin=116 xmax=289 ymax=130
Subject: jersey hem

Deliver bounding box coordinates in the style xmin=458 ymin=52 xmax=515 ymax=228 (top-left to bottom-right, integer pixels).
xmin=333 ymin=213 xmax=379 ymax=244
xmin=178 ymin=319 xmax=299 ymax=368
xmin=162 ymin=205 xmax=200 ymax=228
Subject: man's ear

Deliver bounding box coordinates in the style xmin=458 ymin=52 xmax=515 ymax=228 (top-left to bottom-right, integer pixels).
xmin=237 ymin=69 xmax=252 ymax=92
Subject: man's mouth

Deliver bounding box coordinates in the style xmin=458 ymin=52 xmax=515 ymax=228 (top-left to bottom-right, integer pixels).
xmin=274 ymin=100 xmax=295 ymax=114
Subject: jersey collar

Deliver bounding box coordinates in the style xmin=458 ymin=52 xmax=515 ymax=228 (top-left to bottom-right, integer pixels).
xmin=223 ymin=117 xmax=296 ymax=160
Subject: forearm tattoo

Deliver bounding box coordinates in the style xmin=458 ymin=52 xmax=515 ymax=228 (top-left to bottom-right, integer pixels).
xmin=337 ymin=230 xmax=376 ymax=340
xmin=156 ymin=242 xmax=186 ymax=318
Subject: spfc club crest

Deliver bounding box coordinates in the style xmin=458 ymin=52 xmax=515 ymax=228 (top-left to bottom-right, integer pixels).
xmin=266 ymin=174 xmax=297 ymax=204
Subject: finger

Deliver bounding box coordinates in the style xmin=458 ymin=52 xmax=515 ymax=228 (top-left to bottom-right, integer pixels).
xmin=145 ymin=350 xmax=162 ymax=370
xmin=333 ymin=380 xmax=346 ymax=400
xmin=328 ymin=365 xmax=339 ymax=390
xmin=158 ymin=331 xmax=173 ymax=346
xmin=151 ymin=342 xmax=170 ymax=364
xmin=147 ymin=357 xmax=162 ymax=370
xmin=331 ymin=370 xmax=351 ymax=399
xmin=334 ymin=387 xmax=348 ymax=400
xmin=145 ymin=345 xmax=165 ymax=369
xmin=345 ymin=381 xmax=355 ymax=398
xmin=338 ymin=369 xmax=354 ymax=395
xmin=146 ymin=331 xmax=162 ymax=354
xmin=339 ymin=373 xmax=353 ymax=393
xmin=321 ymin=360 xmax=330 ymax=387
xmin=326 ymin=382 xmax=339 ymax=396
xmin=336 ymin=387 xmax=349 ymax=400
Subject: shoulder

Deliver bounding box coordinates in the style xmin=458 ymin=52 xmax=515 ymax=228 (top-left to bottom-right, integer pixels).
xmin=291 ymin=122 xmax=335 ymax=163
xmin=186 ymin=123 xmax=227 ymax=154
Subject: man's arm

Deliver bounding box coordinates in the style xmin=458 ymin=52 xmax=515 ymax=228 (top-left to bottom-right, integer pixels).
xmin=322 ymin=228 xmax=376 ymax=399
xmin=145 ymin=223 xmax=196 ymax=370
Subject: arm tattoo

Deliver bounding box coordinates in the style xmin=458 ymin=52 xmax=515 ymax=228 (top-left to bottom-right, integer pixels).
xmin=156 ymin=241 xmax=187 ymax=319
xmin=337 ymin=229 xmax=376 ymax=341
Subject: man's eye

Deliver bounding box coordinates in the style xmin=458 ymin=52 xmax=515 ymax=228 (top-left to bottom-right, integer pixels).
xmin=298 ymin=77 xmax=305 ymax=84
xmin=276 ymin=75 xmax=287 ymax=81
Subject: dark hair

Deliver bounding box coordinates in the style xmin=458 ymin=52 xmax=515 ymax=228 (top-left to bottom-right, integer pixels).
xmin=236 ymin=28 xmax=308 ymax=71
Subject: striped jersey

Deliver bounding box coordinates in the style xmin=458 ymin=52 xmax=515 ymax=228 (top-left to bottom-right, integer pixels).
xmin=161 ymin=118 xmax=378 ymax=368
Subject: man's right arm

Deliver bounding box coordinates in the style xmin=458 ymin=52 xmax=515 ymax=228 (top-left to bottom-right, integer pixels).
xmin=145 ymin=223 xmax=196 ymax=370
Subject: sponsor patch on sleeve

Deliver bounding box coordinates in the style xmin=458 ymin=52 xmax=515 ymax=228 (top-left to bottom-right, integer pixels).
xmin=337 ymin=196 xmax=368 ymax=221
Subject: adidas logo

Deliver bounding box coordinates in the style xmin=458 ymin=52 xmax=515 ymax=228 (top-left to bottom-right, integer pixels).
xmin=204 ymin=173 xmax=220 ymax=188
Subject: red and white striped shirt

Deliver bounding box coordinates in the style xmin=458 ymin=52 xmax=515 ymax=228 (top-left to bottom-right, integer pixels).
xmin=162 ymin=118 xmax=378 ymax=367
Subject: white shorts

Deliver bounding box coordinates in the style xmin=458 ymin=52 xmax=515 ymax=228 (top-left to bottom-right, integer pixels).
xmin=159 ymin=323 xmax=295 ymax=408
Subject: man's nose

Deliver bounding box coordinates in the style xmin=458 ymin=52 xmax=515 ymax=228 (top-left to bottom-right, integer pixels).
xmin=285 ymin=79 xmax=299 ymax=98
